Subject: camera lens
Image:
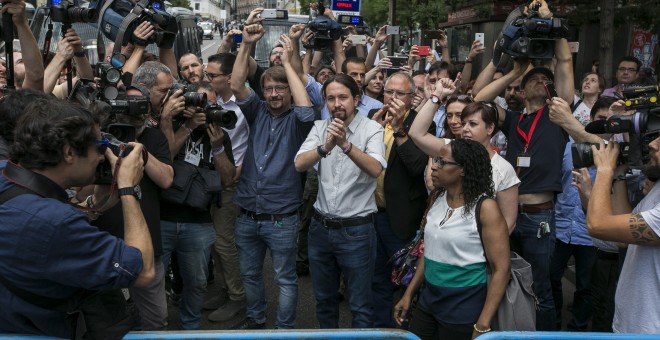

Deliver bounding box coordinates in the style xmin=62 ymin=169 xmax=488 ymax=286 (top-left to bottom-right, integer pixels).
xmin=183 ymin=92 xmax=207 ymax=107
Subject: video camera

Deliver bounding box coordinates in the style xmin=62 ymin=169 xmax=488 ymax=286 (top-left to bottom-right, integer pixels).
xmin=572 ymin=85 xmax=660 ymax=168
xmin=48 ymin=0 xmax=98 ymax=24
xmin=95 ymin=0 xmax=178 ymax=48
xmin=494 ymin=3 xmax=568 ymax=63
xmin=307 ymin=2 xmax=343 ymax=50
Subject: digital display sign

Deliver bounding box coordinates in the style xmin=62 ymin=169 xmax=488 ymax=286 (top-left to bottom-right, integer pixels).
xmin=332 ymin=0 xmax=360 ymax=13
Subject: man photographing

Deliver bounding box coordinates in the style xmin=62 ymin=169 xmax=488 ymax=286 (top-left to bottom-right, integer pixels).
xmin=0 ymin=98 xmax=154 ymax=337
xmin=587 ymin=134 xmax=660 ymax=334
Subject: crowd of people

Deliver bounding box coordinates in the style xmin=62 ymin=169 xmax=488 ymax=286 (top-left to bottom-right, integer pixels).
xmin=0 ymin=0 xmax=659 ymax=339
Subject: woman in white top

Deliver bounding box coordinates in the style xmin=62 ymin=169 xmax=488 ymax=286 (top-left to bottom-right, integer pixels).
xmin=410 ymin=78 xmax=520 ymax=232
xmin=573 ymin=72 xmax=604 ymax=126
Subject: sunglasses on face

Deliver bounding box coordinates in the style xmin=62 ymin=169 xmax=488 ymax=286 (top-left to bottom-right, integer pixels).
xmin=96 ymin=137 xmax=110 ymax=155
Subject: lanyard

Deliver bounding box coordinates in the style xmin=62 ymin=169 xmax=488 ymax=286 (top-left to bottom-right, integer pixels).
xmin=516 ymin=106 xmax=544 ymax=153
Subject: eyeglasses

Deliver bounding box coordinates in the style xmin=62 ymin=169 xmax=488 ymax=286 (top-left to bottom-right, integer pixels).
xmin=384 ymin=89 xmax=413 ymax=97
xmin=96 ymin=137 xmax=110 ymax=155
xmin=445 ymin=94 xmax=474 ymax=105
xmin=617 ymin=67 xmax=638 ymax=73
xmin=263 ymin=85 xmax=289 ymax=94
xmin=205 ymin=71 xmax=228 ymax=80
xmin=432 ymin=156 xmax=461 ymax=168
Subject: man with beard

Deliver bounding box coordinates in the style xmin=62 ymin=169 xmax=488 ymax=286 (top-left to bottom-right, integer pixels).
xmin=295 ymin=74 xmax=385 ymax=328
xmin=229 ymin=24 xmax=314 ymax=330
xmin=178 ymin=53 xmax=206 ymax=84
xmin=92 ymin=85 xmax=174 ymax=330
xmin=586 ymin=132 xmax=660 ymax=334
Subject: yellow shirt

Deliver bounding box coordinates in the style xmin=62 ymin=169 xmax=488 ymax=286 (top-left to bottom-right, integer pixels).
xmin=375 ymin=110 xmax=410 ymax=208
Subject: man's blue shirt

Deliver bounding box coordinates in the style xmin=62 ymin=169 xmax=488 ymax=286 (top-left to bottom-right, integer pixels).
xmin=234 ymin=89 xmax=315 ymax=214
xmin=0 ymin=162 xmax=143 ymax=337
xmin=555 ymin=138 xmax=593 ymax=246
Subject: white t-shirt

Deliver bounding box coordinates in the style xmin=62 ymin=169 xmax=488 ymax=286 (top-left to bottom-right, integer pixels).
xmin=613 ymin=181 xmax=660 ymax=333
xmin=217 ymin=95 xmax=249 ymax=166
xmin=491 ymin=153 xmax=520 ymax=194
xmin=573 ymin=95 xmax=592 ymax=127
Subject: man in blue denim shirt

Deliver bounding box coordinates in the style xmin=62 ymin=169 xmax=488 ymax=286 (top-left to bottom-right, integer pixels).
xmin=229 ymin=25 xmax=314 ymax=330
xmin=0 ymin=98 xmax=154 ymax=337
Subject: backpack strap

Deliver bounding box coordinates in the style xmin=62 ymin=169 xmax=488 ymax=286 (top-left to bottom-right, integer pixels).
xmin=571 ymin=98 xmax=583 ymax=113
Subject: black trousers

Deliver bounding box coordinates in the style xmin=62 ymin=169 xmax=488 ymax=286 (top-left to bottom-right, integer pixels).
xmin=590 ymin=249 xmax=619 ymax=332
xmin=410 ymin=306 xmax=473 ymax=340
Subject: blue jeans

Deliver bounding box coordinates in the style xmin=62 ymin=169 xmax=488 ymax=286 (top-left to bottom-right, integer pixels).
xmin=160 ymin=220 xmax=215 ymax=330
xmin=234 ymin=213 xmax=299 ymax=328
xmin=509 ymin=209 xmax=556 ymax=331
xmin=308 ymin=216 xmax=376 ymax=328
xmin=372 ymin=211 xmax=410 ymax=327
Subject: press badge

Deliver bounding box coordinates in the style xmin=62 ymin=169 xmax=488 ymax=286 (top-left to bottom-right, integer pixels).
xmin=517 ymin=155 xmax=531 ymax=168
xmin=184 ymin=138 xmax=203 ymax=166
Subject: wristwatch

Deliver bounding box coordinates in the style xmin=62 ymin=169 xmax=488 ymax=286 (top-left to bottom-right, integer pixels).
xmin=393 ymin=128 xmax=408 ymax=138
xmin=431 ymin=95 xmax=442 ymax=104
xmin=118 ymin=185 xmax=142 ymax=200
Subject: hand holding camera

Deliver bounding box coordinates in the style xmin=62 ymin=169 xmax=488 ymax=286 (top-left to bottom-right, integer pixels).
xmin=207 ymin=123 xmax=225 ymax=149
xmin=111 ymin=142 xmax=146 ymax=189
xmin=245 ymin=7 xmax=265 ymax=25
xmin=57 ymin=28 xmax=83 ymax=60
xmin=1 ymin=0 xmax=28 ymax=25
xmin=132 ymin=21 xmax=155 ymax=47
xmin=161 ymin=89 xmax=185 ymax=119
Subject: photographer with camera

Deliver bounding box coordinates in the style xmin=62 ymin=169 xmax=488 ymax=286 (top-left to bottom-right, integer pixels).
xmin=0 ymin=0 xmax=44 ymax=92
xmin=230 ymin=23 xmax=314 ymax=330
xmin=0 ymin=97 xmax=154 ymax=337
xmin=46 ymin=28 xmax=94 ymax=97
xmin=473 ymin=0 xmax=602 ymax=331
xmin=91 ymin=84 xmax=174 ymax=330
xmin=586 ymin=135 xmax=660 ymax=333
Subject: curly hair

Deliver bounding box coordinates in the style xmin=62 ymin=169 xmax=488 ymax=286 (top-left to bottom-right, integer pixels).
xmin=11 ymin=98 xmax=97 ymax=170
xmin=436 ymin=139 xmax=494 ymax=218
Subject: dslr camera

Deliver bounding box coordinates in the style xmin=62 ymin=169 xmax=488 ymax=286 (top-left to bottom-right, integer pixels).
xmin=495 ymin=3 xmax=568 ymax=61
xmin=48 ymin=0 xmax=98 ymax=24
xmin=204 ymin=104 xmax=238 ymax=129
xmin=170 ymin=83 xmax=208 ymax=107
xmin=572 ymin=85 xmax=660 ymax=168
xmin=95 ymin=124 xmax=149 ymax=184
xmin=307 ymin=2 xmax=343 ymax=50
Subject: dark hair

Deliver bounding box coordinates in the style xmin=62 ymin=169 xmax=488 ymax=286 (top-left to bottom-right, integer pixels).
xmin=437 ymin=139 xmax=494 ymax=217
xmin=270 ymin=44 xmax=284 ymax=55
xmin=589 ymin=96 xmax=617 ymax=121
xmin=428 ymin=61 xmax=458 ymax=81
xmin=11 ymin=98 xmax=98 ymax=170
xmin=341 ymin=57 xmax=366 ymax=74
xmin=261 ymin=65 xmax=288 ymax=87
xmin=442 ymin=95 xmax=474 ymax=139
xmin=581 ymin=72 xmax=605 ymax=93
xmin=322 ymin=73 xmax=360 ymax=98
xmin=618 ymin=56 xmax=641 ymax=71
xmin=461 ymin=101 xmax=500 ymax=136
xmin=187 ymin=80 xmax=214 ymax=93
xmin=314 ymin=65 xmax=336 ymax=84
xmin=0 ymin=89 xmax=51 ymax=144
xmin=411 ymin=70 xmax=427 ymax=78
xmin=207 ymin=53 xmax=236 ymax=74
xmin=178 ymin=52 xmax=201 ymax=67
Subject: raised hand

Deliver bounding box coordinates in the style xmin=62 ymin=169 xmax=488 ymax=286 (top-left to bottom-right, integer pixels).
xmin=242 ymin=24 xmax=265 ymax=44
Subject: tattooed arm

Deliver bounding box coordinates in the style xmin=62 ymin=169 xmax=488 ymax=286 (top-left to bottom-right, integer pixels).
xmin=586 ymin=142 xmax=660 ymax=245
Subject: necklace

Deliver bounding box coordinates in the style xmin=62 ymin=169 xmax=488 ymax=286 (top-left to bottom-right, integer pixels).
xmin=438 ymin=208 xmax=454 ymax=227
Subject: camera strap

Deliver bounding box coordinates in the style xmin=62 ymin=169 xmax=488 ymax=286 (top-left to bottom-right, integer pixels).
xmin=2 ymin=162 xmax=70 ymax=203
xmin=110 ymin=0 xmax=151 ymax=58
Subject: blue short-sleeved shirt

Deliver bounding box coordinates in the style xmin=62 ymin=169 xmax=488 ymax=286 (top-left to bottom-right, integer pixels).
xmin=234 ymin=89 xmax=315 ymax=214
xmin=0 ymin=161 xmax=143 ymax=337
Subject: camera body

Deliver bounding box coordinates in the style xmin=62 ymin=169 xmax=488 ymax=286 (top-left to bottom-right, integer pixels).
xmin=106 ymin=96 xmax=150 ymax=116
xmin=573 ymin=85 xmax=660 ymax=168
xmin=48 ymin=0 xmax=98 ymax=24
xmin=95 ymin=62 xmax=123 ymax=100
xmin=496 ymin=5 xmax=568 ymax=60
xmin=572 ymin=142 xmax=630 ymax=169
xmin=204 ymin=104 xmax=238 ymax=129
xmin=170 ymin=84 xmax=207 ymax=107
xmin=95 ymin=124 xmax=136 ymax=184
xmin=307 ymin=2 xmax=343 ymax=50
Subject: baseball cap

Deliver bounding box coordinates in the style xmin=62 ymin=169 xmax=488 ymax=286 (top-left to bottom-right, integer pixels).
xmin=520 ymin=66 xmax=555 ymax=88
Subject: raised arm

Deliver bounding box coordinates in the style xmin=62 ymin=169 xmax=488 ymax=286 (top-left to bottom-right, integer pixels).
xmin=475 ymin=60 xmax=528 ymax=126
xmin=288 ymin=24 xmax=307 ymax=83
xmin=408 ymin=77 xmax=455 ymax=156
xmin=231 ymin=24 xmax=265 ymax=101
xmin=548 ymin=97 xmax=601 ymax=144
xmin=4 ymin=0 xmax=44 ymax=90
xmin=279 ymin=35 xmax=311 ymax=107
xmin=587 ymin=142 xmax=657 ymax=245
xmin=460 ymin=40 xmax=485 ymax=93
xmin=122 ymin=22 xmax=153 ymax=77
xmin=553 ymin=38 xmax=574 ymax=104
xmin=366 ymin=26 xmax=388 ymax=70
xmin=472 ymin=60 xmax=498 ymax=96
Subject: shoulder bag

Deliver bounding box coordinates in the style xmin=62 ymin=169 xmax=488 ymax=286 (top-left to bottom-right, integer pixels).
xmin=475 ymin=196 xmax=537 ymax=331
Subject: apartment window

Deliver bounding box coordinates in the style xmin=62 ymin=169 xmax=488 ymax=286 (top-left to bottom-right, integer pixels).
xmin=195 ymin=3 xmax=200 ymax=10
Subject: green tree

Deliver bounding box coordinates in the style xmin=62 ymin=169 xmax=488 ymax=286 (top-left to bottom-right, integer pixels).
xmin=170 ymin=0 xmax=192 ymax=10
xmin=362 ymin=0 xmax=448 ymax=30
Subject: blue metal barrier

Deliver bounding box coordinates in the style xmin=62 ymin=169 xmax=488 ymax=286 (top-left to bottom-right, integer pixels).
xmin=0 ymin=329 xmax=421 ymax=339
xmin=478 ymin=332 xmax=660 ymax=339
